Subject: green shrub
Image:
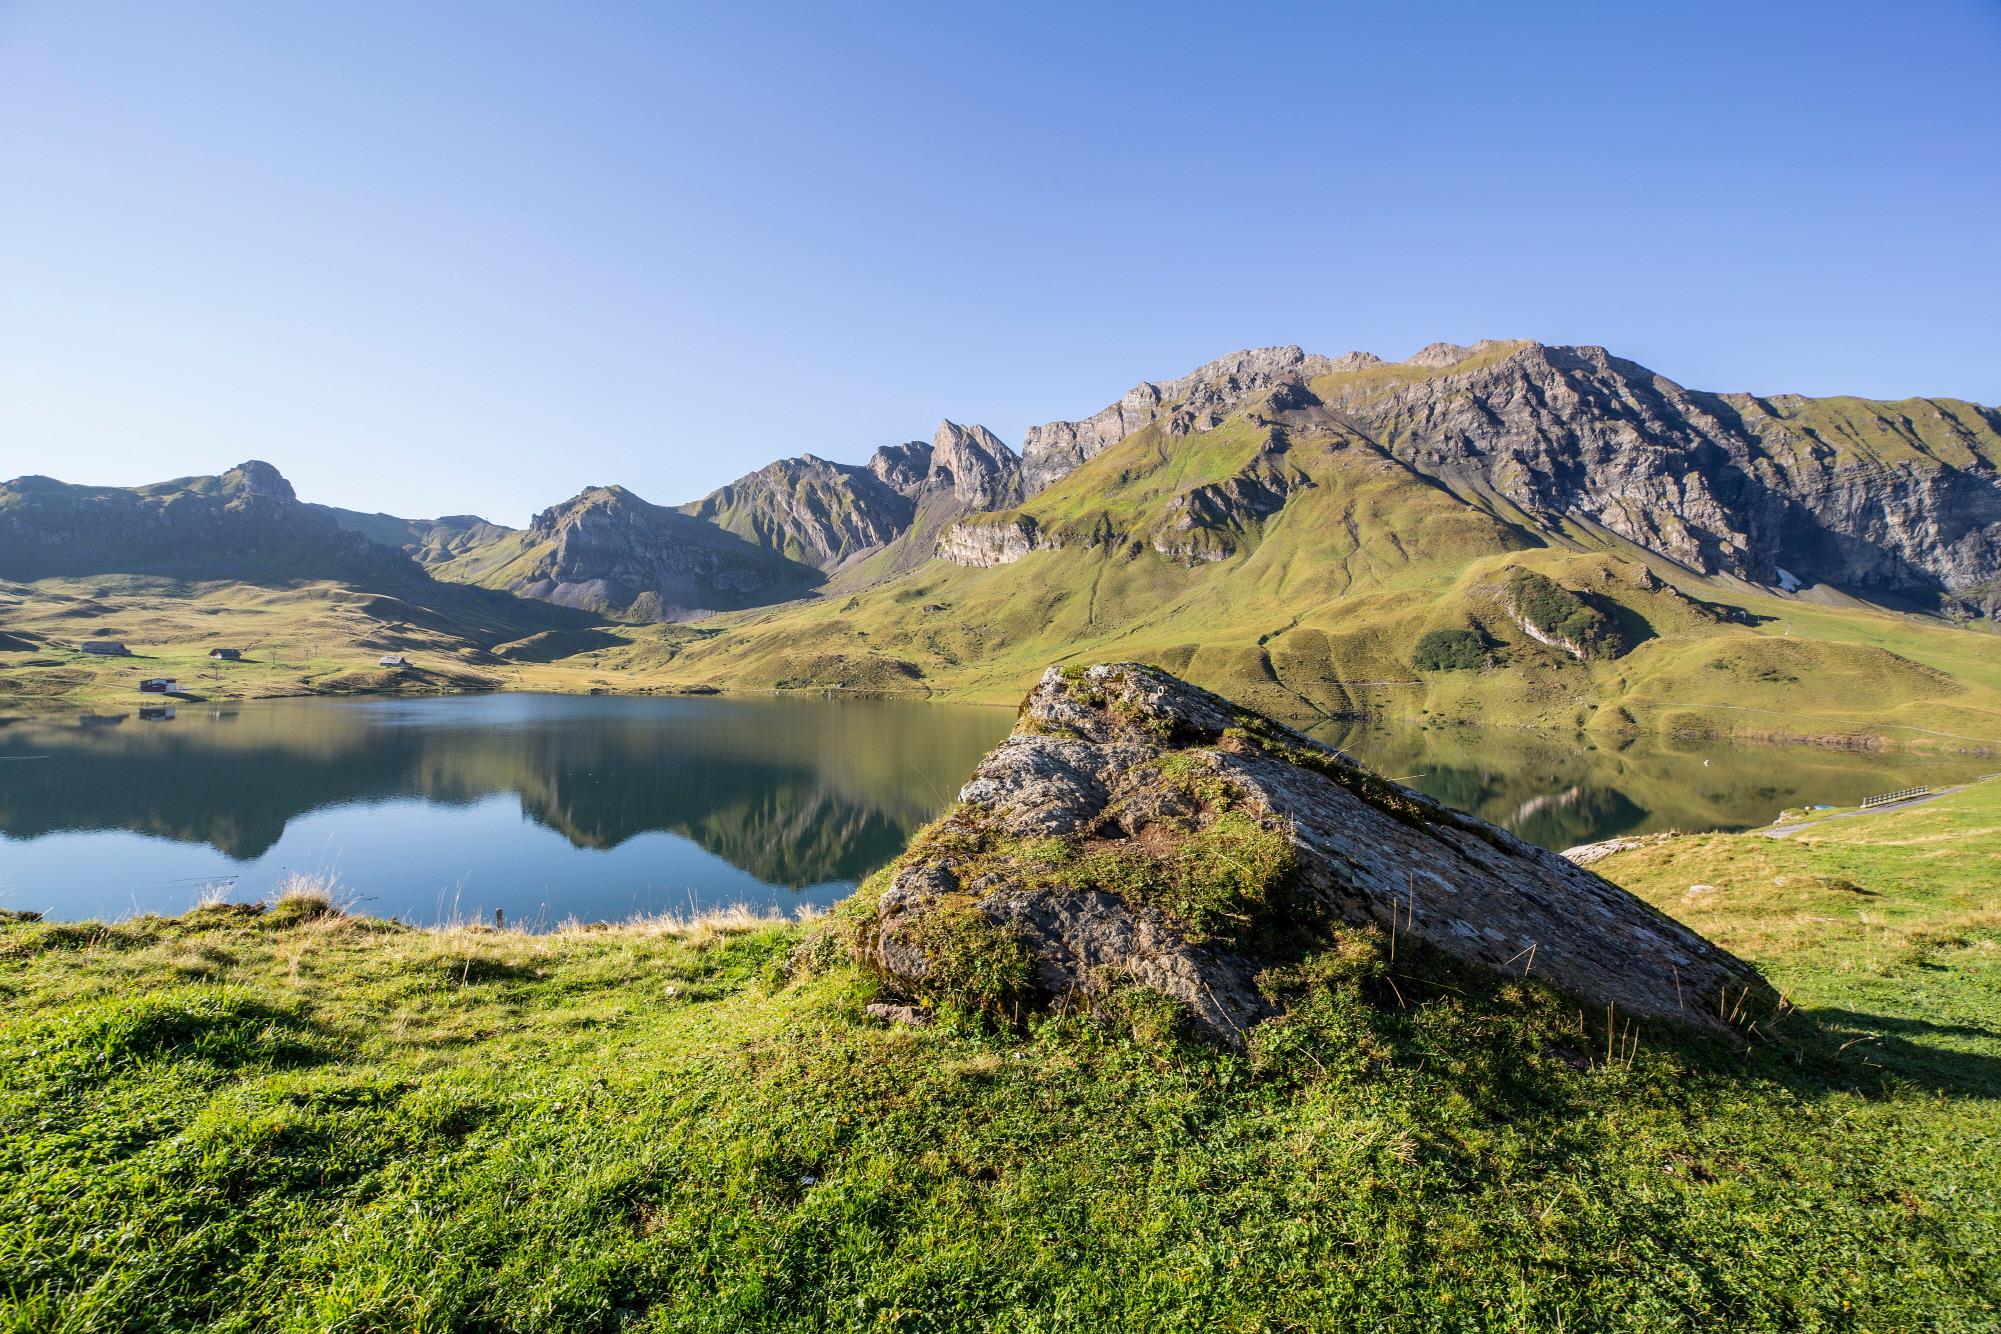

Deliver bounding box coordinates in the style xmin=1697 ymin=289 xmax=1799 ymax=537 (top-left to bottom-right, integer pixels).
xmin=1413 ymin=627 xmax=1487 ymax=671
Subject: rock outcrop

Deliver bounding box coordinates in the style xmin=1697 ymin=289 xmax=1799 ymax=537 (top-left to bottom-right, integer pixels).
xmin=857 ymin=664 xmax=1766 ymax=1044
xmin=932 ymin=514 xmax=1046 ymax=567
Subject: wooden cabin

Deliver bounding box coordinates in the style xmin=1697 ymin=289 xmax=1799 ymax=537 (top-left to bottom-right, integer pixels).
xmin=377 ymin=654 xmax=408 ymax=668
xmin=80 ymin=641 xmax=128 ymax=656
xmin=138 ymin=677 xmax=177 ymax=694
xmin=208 ymin=647 xmax=242 ymax=661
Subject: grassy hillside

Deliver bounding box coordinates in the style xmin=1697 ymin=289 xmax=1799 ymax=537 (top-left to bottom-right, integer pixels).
xmin=0 ymin=575 xmax=631 ymax=708
xmin=620 ymin=424 xmax=2001 ymax=747
xmin=4 ymin=383 xmax=1998 ymax=748
xmin=4 ymin=781 xmax=1997 ymax=1330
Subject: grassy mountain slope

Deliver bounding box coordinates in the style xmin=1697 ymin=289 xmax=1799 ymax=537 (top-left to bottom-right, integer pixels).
xmin=0 ymin=462 xmax=620 ymax=703
xmin=1719 ymin=392 xmax=2001 ymax=471
xmin=0 ymin=462 xmax=416 ymax=585
xmin=4 ymin=780 xmax=1996 ymax=1330
xmin=0 ymin=572 xmax=622 ymax=705
xmin=623 ymin=403 xmax=2001 ymax=746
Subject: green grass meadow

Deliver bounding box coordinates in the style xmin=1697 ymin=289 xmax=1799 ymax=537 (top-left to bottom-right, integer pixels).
xmin=4 ymin=782 xmax=1998 ymax=1331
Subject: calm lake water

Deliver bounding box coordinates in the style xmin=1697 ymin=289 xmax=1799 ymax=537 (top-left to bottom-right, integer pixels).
xmin=1 ymin=693 xmax=1988 ymax=924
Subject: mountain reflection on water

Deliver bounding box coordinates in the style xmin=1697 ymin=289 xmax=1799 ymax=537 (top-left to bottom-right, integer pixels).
xmin=1 ymin=693 xmax=1986 ymax=924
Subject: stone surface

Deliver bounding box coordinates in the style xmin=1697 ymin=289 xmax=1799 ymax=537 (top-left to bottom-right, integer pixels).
xmin=863 ymin=1002 xmax=934 ymax=1028
xmin=859 ymin=664 xmax=1767 ymax=1044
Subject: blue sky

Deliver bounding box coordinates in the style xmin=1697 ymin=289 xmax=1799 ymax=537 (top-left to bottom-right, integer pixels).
xmin=3 ymin=2 xmax=1997 ymax=524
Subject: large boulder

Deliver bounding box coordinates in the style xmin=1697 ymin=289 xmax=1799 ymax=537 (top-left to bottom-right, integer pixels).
xmin=855 ymin=663 xmax=1766 ymax=1043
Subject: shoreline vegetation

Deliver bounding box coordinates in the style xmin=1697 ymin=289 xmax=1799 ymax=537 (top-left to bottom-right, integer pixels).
xmin=4 ymin=778 xmax=1997 ymax=1329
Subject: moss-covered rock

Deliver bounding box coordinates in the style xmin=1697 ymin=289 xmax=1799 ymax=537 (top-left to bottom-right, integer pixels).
xmin=855 ymin=663 xmax=1767 ymax=1045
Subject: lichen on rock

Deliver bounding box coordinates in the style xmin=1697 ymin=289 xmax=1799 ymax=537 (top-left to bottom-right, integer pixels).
xmin=854 ymin=663 xmax=1768 ymax=1044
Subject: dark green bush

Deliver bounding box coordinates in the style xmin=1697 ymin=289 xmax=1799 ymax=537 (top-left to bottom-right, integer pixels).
xmin=1413 ymin=627 xmax=1488 ymax=671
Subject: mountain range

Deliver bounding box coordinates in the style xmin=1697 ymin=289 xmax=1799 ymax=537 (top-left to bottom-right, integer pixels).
xmin=4 ymin=338 xmax=1998 ymax=742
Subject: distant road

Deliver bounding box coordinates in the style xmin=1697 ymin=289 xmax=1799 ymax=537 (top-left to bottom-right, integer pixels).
xmin=1763 ymin=784 xmax=1972 ymax=838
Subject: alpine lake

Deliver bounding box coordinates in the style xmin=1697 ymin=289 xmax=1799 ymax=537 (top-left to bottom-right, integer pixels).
xmin=2 ymin=692 xmax=1991 ymax=925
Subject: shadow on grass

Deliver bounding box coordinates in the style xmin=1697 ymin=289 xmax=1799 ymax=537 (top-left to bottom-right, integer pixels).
xmin=1800 ymin=1006 xmax=2001 ymax=1097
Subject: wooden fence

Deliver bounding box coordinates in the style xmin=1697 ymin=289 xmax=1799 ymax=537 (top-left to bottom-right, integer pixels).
xmin=1859 ymin=785 xmax=1928 ymax=810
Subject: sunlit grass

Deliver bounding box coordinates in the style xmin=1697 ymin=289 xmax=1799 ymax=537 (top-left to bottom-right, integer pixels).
xmin=3 ymin=788 xmax=1999 ymax=1329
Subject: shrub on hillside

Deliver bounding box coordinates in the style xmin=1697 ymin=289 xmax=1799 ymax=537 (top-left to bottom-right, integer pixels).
xmin=1413 ymin=627 xmax=1489 ymax=672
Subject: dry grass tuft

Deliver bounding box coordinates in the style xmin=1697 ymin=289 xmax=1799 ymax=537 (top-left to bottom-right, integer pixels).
xmin=543 ymin=901 xmax=822 ymax=944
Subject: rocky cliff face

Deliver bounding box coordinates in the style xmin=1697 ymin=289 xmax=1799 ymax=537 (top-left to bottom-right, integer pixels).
xmin=932 ymin=515 xmax=1047 ymax=567
xmin=866 ymin=441 xmax=934 ymax=496
xmin=681 ymin=455 xmax=914 ymax=571
xmin=857 ymin=664 xmax=1766 ymax=1044
xmin=1313 ymin=341 xmax=2001 ymax=600
xmin=865 ymin=421 xmax=1023 ymax=510
xmin=0 ymin=461 xmax=421 ymax=583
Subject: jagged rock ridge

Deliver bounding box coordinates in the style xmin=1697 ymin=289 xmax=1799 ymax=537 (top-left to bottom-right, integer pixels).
xmin=1018 ymin=345 xmax=1339 ymax=494
xmin=987 ymin=339 xmax=2001 ymax=603
xmin=11 ymin=338 xmax=1996 ymax=619
xmin=858 ymin=664 xmax=1765 ymax=1043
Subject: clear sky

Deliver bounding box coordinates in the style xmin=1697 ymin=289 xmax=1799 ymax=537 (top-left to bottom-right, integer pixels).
xmin=3 ymin=2 xmax=1997 ymax=525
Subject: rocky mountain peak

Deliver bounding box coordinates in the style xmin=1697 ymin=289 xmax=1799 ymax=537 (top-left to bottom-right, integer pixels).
xmin=1018 ymin=345 xmax=1338 ymax=494
xmin=681 ymin=454 xmax=915 ymax=571
xmin=1327 ymin=351 xmax=1385 ymax=371
xmin=930 ymin=420 xmax=1023 ymax=510
xmin=1398 ymin=338 xmax=1534 ymax=369
xmin=1403 ymin=341 xmax=1480 ymax=368
xmin=221 ymin=460 xmax=296 ymax=501
xmin=858 ymin=664 xmax=1767 ymax=1043
xmin=529 ymin=485 xmax=644 ymax=537
xmin=867 ymin=441 xmax=934 ymax=497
